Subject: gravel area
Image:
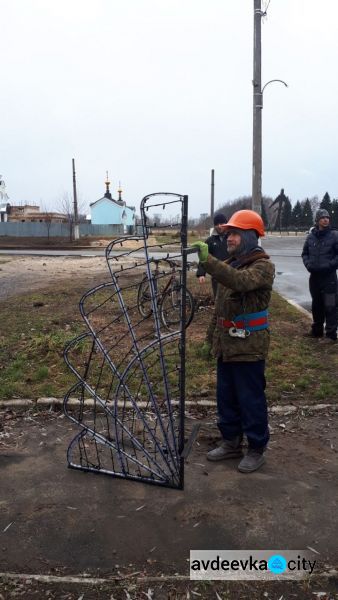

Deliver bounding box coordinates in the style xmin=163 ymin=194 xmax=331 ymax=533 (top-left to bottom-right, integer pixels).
xmin=0 ymin=255 xmax=113 ymax=301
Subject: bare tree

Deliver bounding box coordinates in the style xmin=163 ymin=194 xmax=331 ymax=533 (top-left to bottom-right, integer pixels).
xmin=58 ymin=192 xmax=87 ymax=241
xmin=59 ymin=193 xmax=74 ymax=241
xmin=40 ymin=202 xmax=54 ymax=242
xmin=308 ymin=195 xmax=320 ymax=216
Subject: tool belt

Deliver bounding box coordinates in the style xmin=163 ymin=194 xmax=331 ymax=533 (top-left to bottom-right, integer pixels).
xmin=217 ymin=309 xmax=269 ymax=338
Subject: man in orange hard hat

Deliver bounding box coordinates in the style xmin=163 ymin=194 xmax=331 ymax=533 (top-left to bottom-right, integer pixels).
xmin=192 ymin=210 xmax=275 ymax=473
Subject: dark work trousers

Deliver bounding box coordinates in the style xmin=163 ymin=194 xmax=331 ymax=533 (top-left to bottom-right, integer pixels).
xmin=211 ymin=277 xmax=218 ymax=299
xmin=309 ymin=272 xmax=338 ymax=339
xmin=216 ymin=359 xmax=269 ymax=450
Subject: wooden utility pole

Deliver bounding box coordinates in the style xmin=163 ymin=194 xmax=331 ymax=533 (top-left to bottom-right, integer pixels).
xmin=72 ymin=158 xmax=79 ymax=240
xmin=210 ymin=169 xmax=215 ymax=221
xmin=252 ymin=0 xmax=263 ymax=215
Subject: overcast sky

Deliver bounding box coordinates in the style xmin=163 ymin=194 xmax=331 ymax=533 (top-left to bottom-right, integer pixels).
xmin=1 ymin=0 xmax=338 ymax=217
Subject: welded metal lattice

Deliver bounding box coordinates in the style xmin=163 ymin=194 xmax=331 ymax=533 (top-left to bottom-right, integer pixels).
xmin=64 ymin=193 xmax=191 ymax=489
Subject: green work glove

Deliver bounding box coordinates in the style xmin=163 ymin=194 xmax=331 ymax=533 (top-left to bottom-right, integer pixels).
xmin=198 ymin=341 xmax=212 ymax=360
xmin=192 ymin=241 xmax=209 ymax=263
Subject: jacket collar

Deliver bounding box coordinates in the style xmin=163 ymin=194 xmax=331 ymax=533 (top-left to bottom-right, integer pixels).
xmin=226 ymin=249 xmax=270 ymax=269
xmin=314 ymin=226 xmax=331 ymax=237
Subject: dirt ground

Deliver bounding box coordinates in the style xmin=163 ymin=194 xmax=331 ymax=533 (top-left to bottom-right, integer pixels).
xmin=0 ymin=255 xmax=112 ymax=301
xmin=0 ymin=239 xmax=178 ymax=302
xmin=0 ymin=253 xmax=338 ymax=598
xmin=0 ymin=406 xmax=337 ymax=599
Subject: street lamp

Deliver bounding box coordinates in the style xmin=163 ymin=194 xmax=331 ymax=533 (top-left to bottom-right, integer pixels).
xmin=261 ymin=79 xmax=288 ymax=105
xmin=252 ymin=0 xmax=289 ymax=215
xmin=252 ymin=78 xmax=288 ymax=215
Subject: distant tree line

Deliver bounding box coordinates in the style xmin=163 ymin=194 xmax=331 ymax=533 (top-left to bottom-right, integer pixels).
xmin=150 ymin=191 xmax=338 ymax=231
xmin=214 ymin=191 xmax=338 ymax=231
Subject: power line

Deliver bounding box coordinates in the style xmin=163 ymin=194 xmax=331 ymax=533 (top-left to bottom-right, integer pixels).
xmin=262 ymin=0 xmax=271 ymax=16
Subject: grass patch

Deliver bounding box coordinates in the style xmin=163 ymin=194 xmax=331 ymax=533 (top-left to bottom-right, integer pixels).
xmin=313 ymin=380 xmax=338 ymax=400
xmin=31 ymin=365 xmax=49 ymax=382
xmin=153 ymin=231 xmax=205 ymax=246
xmin=266 ymin=292 xmax=338 ymax=404
xmin=295 ymin=375 xmax=312 ymax=390
xmin=0 ymin=282 xmax=94 ymax=399
xmin=0 ymin=279 xmax=337 ymax=406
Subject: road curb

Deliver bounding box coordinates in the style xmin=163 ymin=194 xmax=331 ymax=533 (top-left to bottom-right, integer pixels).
xmin=0 ymin=397 xmax=337 ymax=415
xmin=281 ymin=296 xmax=312 ymax=318
xmin=0 ymin=569 xmax=336 ymax=586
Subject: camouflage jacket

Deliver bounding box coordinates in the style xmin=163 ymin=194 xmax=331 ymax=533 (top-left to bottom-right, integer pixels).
xmin=202 ymin=251 xmax=275 ymax=362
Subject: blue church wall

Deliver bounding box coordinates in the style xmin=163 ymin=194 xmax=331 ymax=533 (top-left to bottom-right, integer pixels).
xmin=90 ymin=197 xmax=135 ymax=226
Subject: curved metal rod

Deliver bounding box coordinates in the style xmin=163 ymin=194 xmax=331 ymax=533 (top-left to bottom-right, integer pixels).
xmin=261 ymin=79 xmax=288 ymax=95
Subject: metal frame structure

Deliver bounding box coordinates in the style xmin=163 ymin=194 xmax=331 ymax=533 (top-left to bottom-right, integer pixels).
xmin=64 ymin=193 xmax=190 ymax=489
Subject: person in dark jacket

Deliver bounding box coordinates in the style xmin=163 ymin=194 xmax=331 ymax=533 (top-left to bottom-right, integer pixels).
xmin=196 ymin=212 xmax=229 ymax=297
xmin=301 ymin=209 xmax=338 ymax=342
xmin=192 ymin=210 xmax=275 ymax=473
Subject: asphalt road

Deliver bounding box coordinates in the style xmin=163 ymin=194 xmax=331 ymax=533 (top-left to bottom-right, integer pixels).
xmin=0 ymin=235 xmax=311 ymax=310
xmin=262 ymin=235 xmax=311 ymax=311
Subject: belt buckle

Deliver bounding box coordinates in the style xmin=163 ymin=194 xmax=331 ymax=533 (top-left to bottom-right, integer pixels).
xmin=229 ymin=326 xmax=250 ymax=338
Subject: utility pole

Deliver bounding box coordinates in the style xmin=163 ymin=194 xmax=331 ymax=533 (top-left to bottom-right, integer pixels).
xmin=72 ymin=158 xmax=79 ymax=240
xmin=252 ymin=0 xmax=263 ymax=215
xmin=210 ymin=169 xmax=215 ymax=221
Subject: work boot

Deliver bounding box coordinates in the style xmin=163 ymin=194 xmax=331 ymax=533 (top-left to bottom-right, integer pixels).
xmin=207 ymin=436 xmax=243 ymax=461
xmin=238 ymin=449 xmax=265 ymax=473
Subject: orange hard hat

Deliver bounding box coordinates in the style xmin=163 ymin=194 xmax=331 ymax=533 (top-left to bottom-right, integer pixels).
xmin=224 ymin=209 xmax=265 ymax=237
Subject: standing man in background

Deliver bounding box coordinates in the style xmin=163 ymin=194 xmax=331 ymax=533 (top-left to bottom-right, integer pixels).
xmin=196 ymin=213 xmax=229 ymax=298
xmin=302 ymin=209 xmax=338 ymax=343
